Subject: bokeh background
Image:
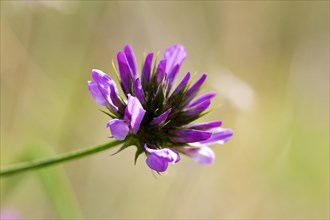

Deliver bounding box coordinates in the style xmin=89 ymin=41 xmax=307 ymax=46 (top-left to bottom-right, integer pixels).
xmin=1 ymin=1 xmax=329 ymax=219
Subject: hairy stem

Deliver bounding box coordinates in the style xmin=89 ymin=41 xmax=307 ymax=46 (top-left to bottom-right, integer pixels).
xmin=0 ymin=140 xmax=123 ymax=177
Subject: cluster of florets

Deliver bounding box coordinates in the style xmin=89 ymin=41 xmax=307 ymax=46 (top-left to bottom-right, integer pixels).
xmin=88 ymin=44 xmax=233 ymax=172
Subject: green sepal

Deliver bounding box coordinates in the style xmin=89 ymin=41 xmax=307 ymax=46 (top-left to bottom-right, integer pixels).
xmin=134 ymin=143 xmax=145 ymax=165
xmin=149 ymin=83 xmax=165 ymax=113
xmin=166 ymin=78 xmax=190 ymax=109
xmin=151 ymin=52 xmax=159 ymax=80
xmin=99 ymin=109 xmax=116 ymax=119
xmin=161 ymin=119 xmax=171 ymax=128
xmin=111 ymin=138 xmax=134 ymax=156
xmin=112 ymin=59 xmax=120 ymax=81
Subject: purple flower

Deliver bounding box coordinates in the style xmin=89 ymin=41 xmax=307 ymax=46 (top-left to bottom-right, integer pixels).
xmin=88 ymin=69 xmax=120 ymax=111
xmin=117 ymin=45 xmax=139 ymax=95
xmin=164 ymin=44 xmax=186 ymax=90
xmin=171 ymin=129 xmax=212 ymax=143
xmin=150 ymin=108 xmax=172 ymax=126
xmin=196 ymin=127 xmax=234 ymax=146
xmin=88 ymin=44 xmax=233 ymax=173
xmin=145 ymin=145 xmax=180 ymax=172
xmin=179 ymin=126 xmax=233 ymax=165
xmin=179 ymin=146 xmax=215 ymax=165
xmin=142 ymin=53 xmax=154 ymax=87
xmin=107 ymin=95 xmax=146 ymax=140
xmin=106 ymin=119 xmax=129 ymax=140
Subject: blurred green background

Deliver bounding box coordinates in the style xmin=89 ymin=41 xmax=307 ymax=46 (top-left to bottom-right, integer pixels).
xmin=1 ymin=1 xmax=329 ymax=219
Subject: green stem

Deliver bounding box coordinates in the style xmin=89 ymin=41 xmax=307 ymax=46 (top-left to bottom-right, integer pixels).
xmin=0 ymin=140 xmax=123 ymax=177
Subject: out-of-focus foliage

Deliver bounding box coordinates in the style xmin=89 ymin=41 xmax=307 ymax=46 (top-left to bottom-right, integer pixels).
xmin=1 ymin=1 xmax=329 ymax=219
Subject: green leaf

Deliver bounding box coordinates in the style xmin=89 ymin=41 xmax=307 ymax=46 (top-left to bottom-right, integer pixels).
xmin=31 ymin=145 xmax=82 ymax=219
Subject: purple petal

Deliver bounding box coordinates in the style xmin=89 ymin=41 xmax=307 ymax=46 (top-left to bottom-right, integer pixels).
xmin=90 ymin=69 xmax=119 ymax=111
xmin=167 ymin=64 xmax=180 ymax=89
xmin=180 ymin=146 xmax=215 ymax=165
xmin=184 ymin=73 xmax=207 ymax=104
xmin=107 ymin=119 xmax=129 ymax=140
xmin=184 ymin=99 xmax=211 ymax=116
xmin=94 ymin=70 xmax=121 ymax=110
xmin=146 ymin=154 xmax=169 ymax=172
xmin=108 ymin=80 xmax=122 ymax=111
xmin=141 ymin=53 xmax=154 ymax=87
xmin=172 ymin=129 xmax=212 ymax=143
xmin=145 ymin=145 xmax=180 ymax=172
xmin=198 ymin=127 xmax=234 ymax=145
xmin=124 ymin=95 xmax=146 ymax=133
xmin=156 ymin=59 xmax=166 ymax=84
xmin=171 ymin=72 xmax=191 ymax=96
xmin=91 ymin=68 xmax=111 ymax=83
xmin=117 ymin=52 xmax=134 ymax=94
xmin=187 ymin=121 xmax=222 ymax=130
xmin=124 ymin=44 xmax=137 ymax=78
xmin=187 ymin=92 xmax=216 ymax=108
xmin=145 ymin=145 xmax=180 ymax=163
xmin=164 ymin=44 xmax=187 ymax=82
xmin=150 ymin=108 xmax=172 ymax=126
xmin=88 ymin=81 xmax=108 ymax=106
xmin=134 ymin=78 xmax=145 ymax=105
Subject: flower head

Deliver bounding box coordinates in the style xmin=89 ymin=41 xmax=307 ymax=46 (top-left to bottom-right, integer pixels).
xmin=88 ymin=44 xmax=233 ymax=172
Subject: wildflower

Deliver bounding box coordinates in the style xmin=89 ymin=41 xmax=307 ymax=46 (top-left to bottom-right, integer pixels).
xmin=88 ymin=44 xmax=233 ymax=172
